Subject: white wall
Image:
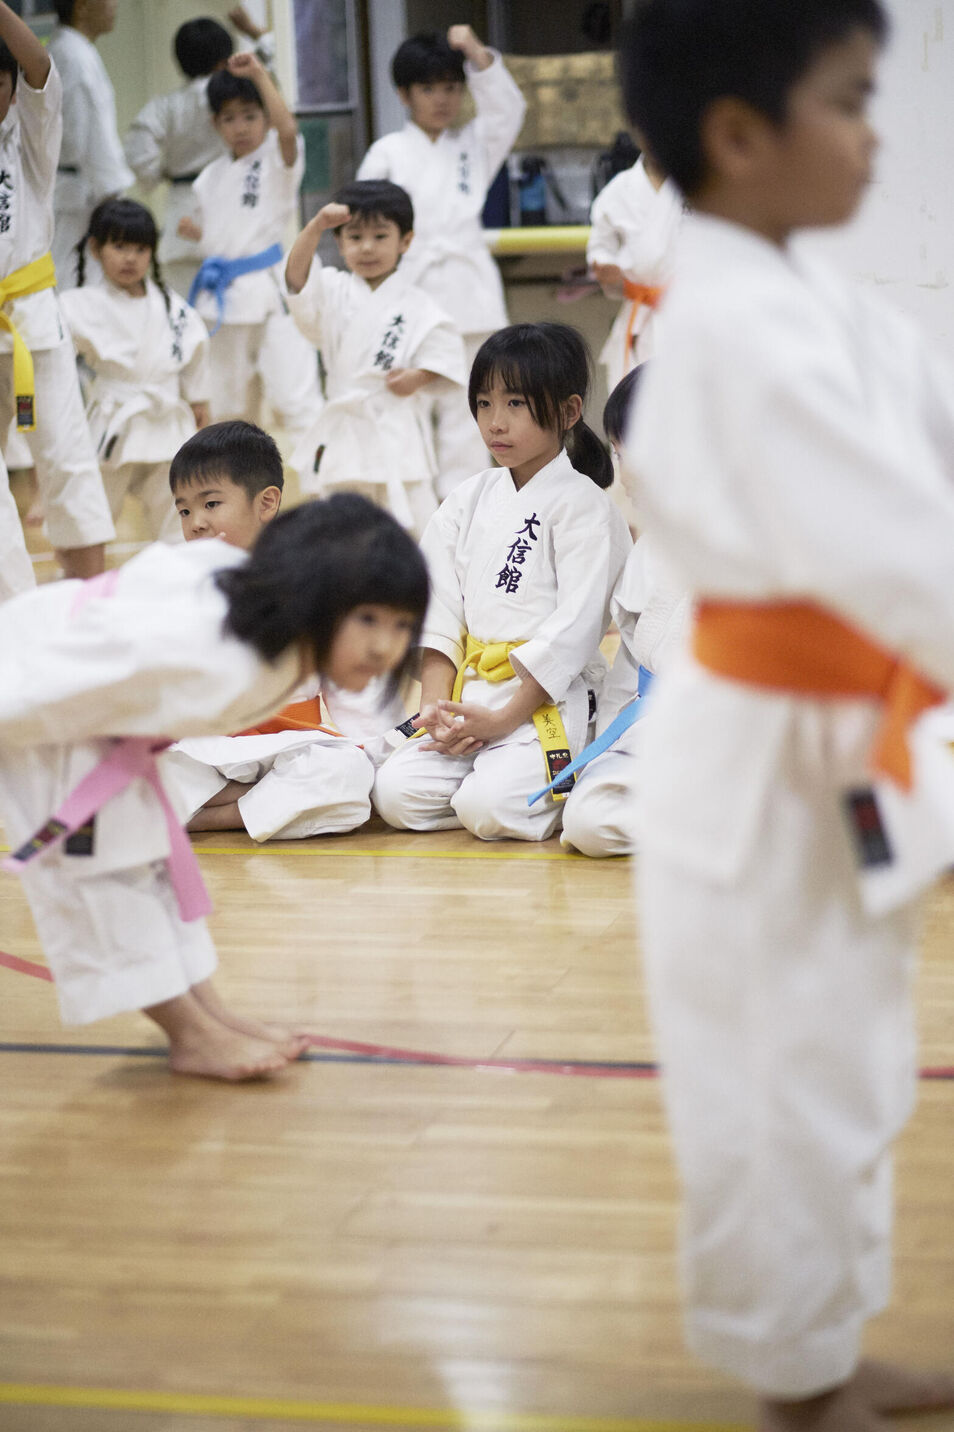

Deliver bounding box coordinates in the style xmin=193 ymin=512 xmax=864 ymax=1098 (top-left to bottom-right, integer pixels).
xmin=805 ymin=0 xmax=954 ymax=357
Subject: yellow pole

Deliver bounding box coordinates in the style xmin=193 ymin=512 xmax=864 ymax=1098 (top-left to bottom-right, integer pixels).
xmin=484 ymin=226 xmax=591 ymax=256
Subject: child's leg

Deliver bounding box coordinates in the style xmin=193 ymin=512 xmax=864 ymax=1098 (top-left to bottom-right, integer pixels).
xmin=637 ymin=780 xmax=922 ymax=1402
xmin=1 ymin=340 xmax=115 ymax=578
xmin=560 ymin=746 xmax=637 ymax=857
xmin=236 ymin=741 xmax=373 ymax=841
xmin=143 ymin=989 xmax=297 ymax=1081
xmin=0 ymin=464 xmax=36 ymax=601
xmin=257 ymin=308 xmax=322 ymax=444
xmin=126 ymin=461 xmax=182 ymax=543
xmin=207 ymin=324 xmax=260 ymax=425
xmin=451 ymin=727 xmax=566 ymax=842
xmin=372 ymin=738 xmax=474 ymax=831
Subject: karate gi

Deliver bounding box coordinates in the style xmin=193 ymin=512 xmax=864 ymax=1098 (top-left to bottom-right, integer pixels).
xmin=560 ymin=535 xmax=688 ymax=857
xmin=47 ymin=24 xmax=132 ymax=289
xmin=373 ymin=451 xmax=631 ymax=841
xmin=357 ymin=55 xmax=526 ymax=495
xmin=286 ymin=256 xmax=466 ymax=534
xmin=627 ymin=213 xmax=954 ymax=1398
xmin=587 ymin=158 xmax=684 ymax=394
xmin=0 ymin=59 xmax=113 ymax=565
xmin=124 ymin=34 xmax=276 ymax=297
xmin=59 ymin=278 xmax=209 ymax=540
xmin=0 ymin=540 xmax=302 ymax=1025
xmin=190 ymin=129 xmax=319 ymax=439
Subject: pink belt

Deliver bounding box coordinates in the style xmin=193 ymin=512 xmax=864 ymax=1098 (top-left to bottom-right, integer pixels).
xmin=1 ymin=569 xmax=212 ymax=922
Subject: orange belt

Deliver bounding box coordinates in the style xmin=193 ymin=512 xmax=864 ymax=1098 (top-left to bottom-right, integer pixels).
xmin=692 ymin=600 xmax=946 ymax=791
xmin=623 ymin=280 xmax=664 ymax=368
xmin=237 ymin=696 xmax=342 ymax=739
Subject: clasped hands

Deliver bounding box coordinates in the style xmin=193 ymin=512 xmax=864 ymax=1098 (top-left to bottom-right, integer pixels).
xmin=413 ymin=700 xmax=507 ymax=756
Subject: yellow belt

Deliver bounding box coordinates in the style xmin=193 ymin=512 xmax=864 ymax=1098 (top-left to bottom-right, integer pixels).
xmin=0 ymin=251 xmax=57 ymax=430
xmin=453 ymin=635 xmax=576 ymax=801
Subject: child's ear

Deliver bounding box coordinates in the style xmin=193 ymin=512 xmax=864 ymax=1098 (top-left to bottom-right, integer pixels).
xmin=397 ymin=86 xmax=412 ymax=108
xmin=257 ymin=486 xmax=283 ymax=522
xmin=562 ymin=394 xmax=583 ymax=429
xmin=398 ymin=229 xmax=414 ymax=256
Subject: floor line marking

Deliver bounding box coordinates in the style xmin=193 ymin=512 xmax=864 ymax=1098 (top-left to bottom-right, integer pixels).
xmin=0 ymin=842 xmax=596 ymax=862
xmin=0 ymin=1382 xmax=748 ymax=1431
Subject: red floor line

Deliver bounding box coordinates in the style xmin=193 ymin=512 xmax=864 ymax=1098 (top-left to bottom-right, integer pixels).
xmin=0 ymin=949 xmax=53 ymax=982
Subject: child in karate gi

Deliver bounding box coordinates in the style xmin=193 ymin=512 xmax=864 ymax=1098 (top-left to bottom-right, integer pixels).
xmin=622 ymin=2 xmax=954 ymax=1426
xmin=587 ymin=150 xmax=684 ymax=396
xmin=0 ymin=442 xmax=429 ymax=1082
xmin=124 ymin=12 xmax=276 ymax=299
xmin=285 ymin=179 xmax=466 ymax=537
xmin=58 ymin=198 xmax=210 ymax=542
xmin=0 ymin=1 xmax=114 ymax=587
xmin=560 ymin=368 xmax=688 ymax=858
xmin=161 ymin=421 xmax=386 ymax=842
xmin=374 ymin=321 xmax=631 ymax=843
xmin=180 ymin=51 xmax=319 ymax=442
xmin=357 ymin=26 xmax=525 ymax=496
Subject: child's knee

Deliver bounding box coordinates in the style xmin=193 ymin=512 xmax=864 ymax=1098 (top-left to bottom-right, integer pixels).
xmin=372 ymin=756 xmax=421 ymax=829
xmin=452 ymin=773 xmax=558 ymax=843
xmin=561 ymin=788 xmax=630 ymax=858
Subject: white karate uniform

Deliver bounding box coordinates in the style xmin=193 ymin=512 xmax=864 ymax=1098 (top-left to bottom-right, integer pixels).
xmin=58 ymin=279 xmax=209 ymax=540
xmin=0 ymin=457 xmax=33 ymax=601
xmin=0 ymin=540 xmax=303 ymax=1025
xmin=358 ymin=55 xmax=526 ymax=495
xmin=124 ymin=77 xmax=225 ymax=298
xmin=0 ymin=59 xmax=113 ymax=559
xmin=373 ymin=451 xmax=631 ymax=841
xmin=190 ymin=130 xmax=320 ymax=437
xmin=286 ymin=257 xmax=466 ymax=534
xmin=627 ymin=213 xmax=954 ymax=1398
xmin=586 ymin=158 xmax=684 ymax=394
xmin=560 ymin=536 xmax=688 ymax=858
xmin=47 ymin=25 xmax=132 ymax=289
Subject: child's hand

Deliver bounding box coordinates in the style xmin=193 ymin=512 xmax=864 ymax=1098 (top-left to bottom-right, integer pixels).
xmin=434 ymin=699 xmax=505 ymax=746
xmin=386 ymin=367 xmax=434 ymax=398
xmin=227 ymin=50 xmax=264 ymax=80
xmin=316 ymin=202 xmax=351 ymax=230
xmin=412 ymin=703 xmax=483 ymax=757
xmin=190 ymin=401 xmax=210 ymax=430
xmin=228 ymin=5 xmax=264 ymax=40
xmin=591 ymin=260 xmax=624 ymax=294
xmin=177 ymin=216 xmax=202 ymax=241
xmin=447 ymin=25 xmax=492 ymax=68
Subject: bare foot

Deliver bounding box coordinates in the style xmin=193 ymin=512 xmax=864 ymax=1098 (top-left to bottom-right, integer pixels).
xmin=191 ymin=977 xmax=311 ymax=1059
xmin=25 ymin=497 xmax=45 ymax=527
xmin=853 ymin=1359 xmax=954 ymax=1414
xmin=144 ymin=991 xmax=294 ymax=1081
xmin=760 ymin=1384 xmax=891 ymax=1432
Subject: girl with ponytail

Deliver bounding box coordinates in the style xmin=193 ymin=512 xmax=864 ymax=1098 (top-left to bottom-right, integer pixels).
xmin=59 ymin=198 xmax=211 ymax=541
xmin=373 ymin=320 xmax=632 ymax=843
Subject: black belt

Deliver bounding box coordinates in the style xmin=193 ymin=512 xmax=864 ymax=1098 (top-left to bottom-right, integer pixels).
xmin=169 ymin=172 xmax=200 ymax=184
xmin=57 ymin=165 xmax=78 ymax=174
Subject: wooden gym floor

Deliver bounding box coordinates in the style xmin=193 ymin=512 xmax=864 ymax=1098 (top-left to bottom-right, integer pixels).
xmin=1 ymin=503 xmax=953 ymax=1432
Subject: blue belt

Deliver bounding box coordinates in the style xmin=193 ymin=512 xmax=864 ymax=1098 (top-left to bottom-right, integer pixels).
xmin=188 ymin=242 xmax=283 ymax=333
xmin=527 ymin=666 xmax=654 ymax=808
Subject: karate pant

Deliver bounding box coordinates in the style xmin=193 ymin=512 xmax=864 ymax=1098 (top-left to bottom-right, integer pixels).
xmin=207 ymin=312 xmax=321 ymax=441
xmin=102 ymin=461 xmax=182 ymax=543
xmin=0 ymin=337 xmax=114 ymax=551
xmin=0 ymin=743 xmax=216 ymax=1025
xmin=636 ymin=760 xmax=920 ymax=1397
xmin=299 ymin=476 xmax=437 ymax=541
xmin=560 ymin=737 xmax=639 ymax=858
xmin=162 ymin=733 xmax=374 ymax=842
xmin=432 ymin=332 xmax=492 ymax=499
xmin=373 ymin=720 xmax=568 ymax=842
xmin=0 ymin=461 xmax=35 ymax=601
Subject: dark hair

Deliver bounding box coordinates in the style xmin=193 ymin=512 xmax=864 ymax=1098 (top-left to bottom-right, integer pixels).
xmin=216 ymin=493 xmax=429 ymax=692
xmin=169 ymin=421 xmax=285 ymax=500
xmin=332 ymin=179 xmax=414 ymax=236
xmin=174 ymin=17 xmax=233 ymax=78
xmin=468 ymin=323 xmax=613 ymax=489
xmin=0 ymin=41 xmax=17 ymax=93
xmin=391 ymin=32 xmax=466 ymax=89
xmin=76 ymin=198 xmax=170 ymax=307
xmin=207 ymin=68 xmax=263 ymax=115
xmin=603 ymin=365 xmax=646 ymax=446
xmin=621 ymin=0 xmax=889 ymax=196
xmin=53 ymin=0 xmax=75 ymax=22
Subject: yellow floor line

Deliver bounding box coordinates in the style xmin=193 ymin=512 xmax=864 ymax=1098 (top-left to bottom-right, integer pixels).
xmin=0 ymin=1384 xmax=746 ymax=1431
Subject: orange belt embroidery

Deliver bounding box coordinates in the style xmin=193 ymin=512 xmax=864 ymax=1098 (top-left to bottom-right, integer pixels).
xmin=238 ymin=696 xmax=342 ymax=739
xmin=692 ymin=600 xmax=946 ymax=791
xmin=623 ymin=280 xmax=664 ymax=368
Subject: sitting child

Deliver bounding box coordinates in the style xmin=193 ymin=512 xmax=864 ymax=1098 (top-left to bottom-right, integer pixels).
xmin=163 ymin=421 xmax=404 ymax=840
xmin=285 ymin=179 xmax=466 ymax=537
xmin=0 ymin=447 xmax=428 ymax=1080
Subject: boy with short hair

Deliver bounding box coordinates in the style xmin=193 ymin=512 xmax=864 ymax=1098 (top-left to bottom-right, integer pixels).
xmin=0 ymin=0 xmax=114 ymax=591
xmin=623 ymin=1 xmax=954 ymax=1427
xmin=357 ymin=26 xmax=525 ymax=495
xmin=165 ymin=420 xmax=382 ymax=843
xmin=180 ymin=52 xmax=319 ymax=443
xmin=284 ymin=177 xmax=466 ymax=536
